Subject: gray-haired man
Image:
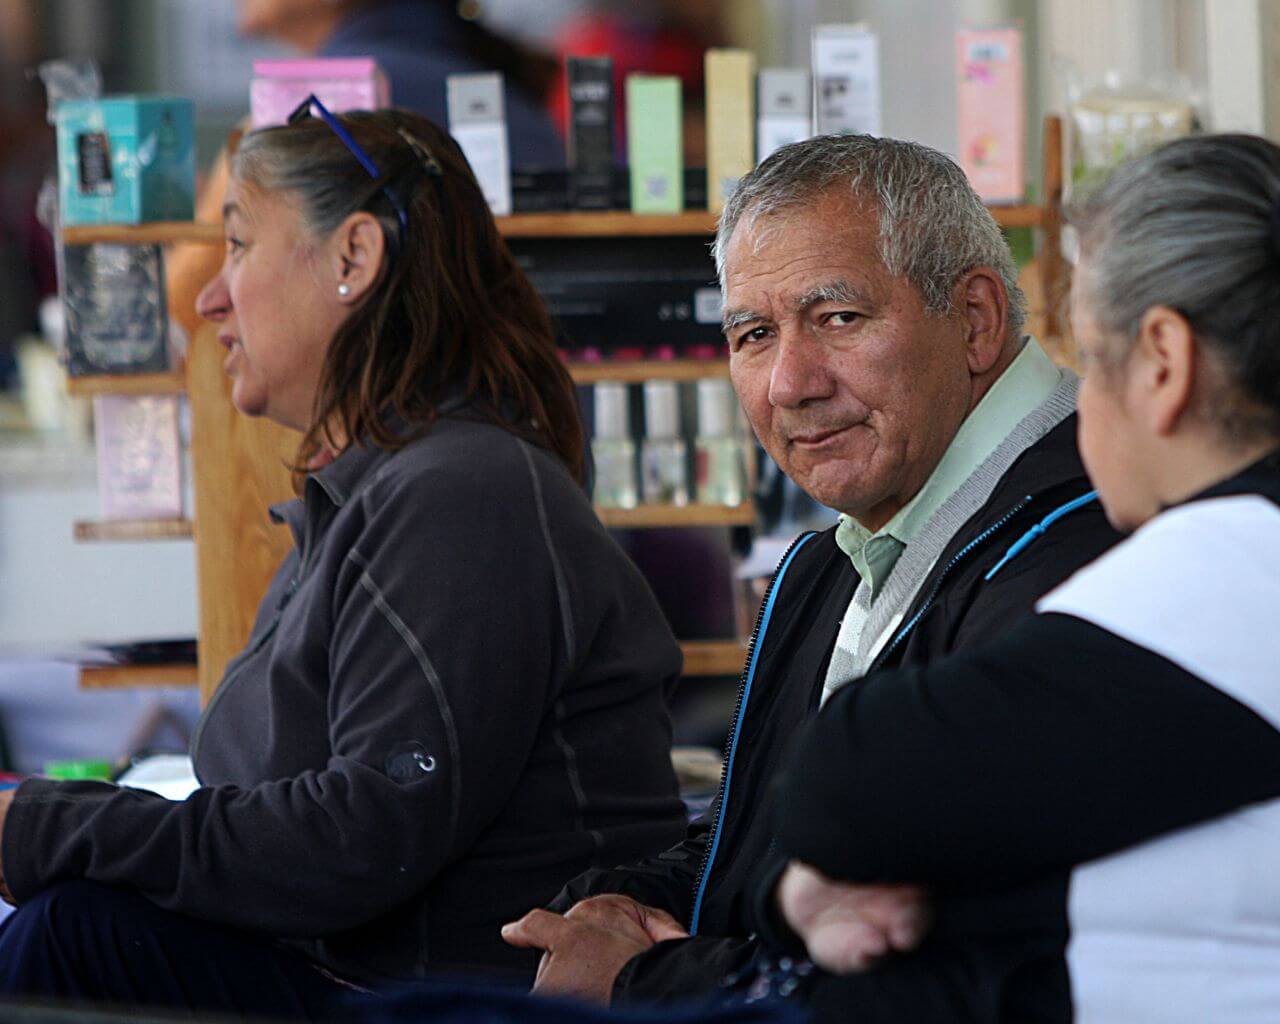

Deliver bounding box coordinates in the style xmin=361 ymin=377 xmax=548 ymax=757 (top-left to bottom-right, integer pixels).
xmin=504 ymin=134 xmax=1120 ymax=1008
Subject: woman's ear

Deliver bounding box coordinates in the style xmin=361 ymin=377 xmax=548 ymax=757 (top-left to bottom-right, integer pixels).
xmin=330 ymin=211 xmax=386 ymax=304
xmin=1132 ymin=305 xmax=1196 ymax=437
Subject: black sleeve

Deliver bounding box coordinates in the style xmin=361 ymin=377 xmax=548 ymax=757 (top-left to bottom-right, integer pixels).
xmin=614 ymin=934 xmax=760 ymax=1006
xmin=768 ymin=612 xmax=1280 ymax=890
xmin=1 ymin=454 xmax=566 ymax=935
xmin=547 ymin=811 xmax=712 ymax=920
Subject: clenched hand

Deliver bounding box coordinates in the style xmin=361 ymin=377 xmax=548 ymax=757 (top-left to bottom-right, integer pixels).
xmin=777 ymin=861 xmax=930 ymax=974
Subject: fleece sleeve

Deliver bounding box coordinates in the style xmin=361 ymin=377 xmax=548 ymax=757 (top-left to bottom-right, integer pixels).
xmin=3 ymin=444 xmax=569 ymax=936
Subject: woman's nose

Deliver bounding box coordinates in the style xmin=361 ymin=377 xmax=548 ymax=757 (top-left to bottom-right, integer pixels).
xmin=195 ymin=270 xmax=230 ymax=323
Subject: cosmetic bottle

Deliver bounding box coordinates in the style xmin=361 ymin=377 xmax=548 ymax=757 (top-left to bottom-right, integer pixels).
xmin=695 ymin=378 xmax=748 ymax=506
xmin=640 ymin=380 xmax=689 ymax=505
xmin=591 ymin=382 xmax=638 ymax=509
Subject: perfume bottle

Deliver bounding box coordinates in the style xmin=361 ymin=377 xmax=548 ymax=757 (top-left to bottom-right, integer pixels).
xmin=640 ymin=380 xmax=689 ymax=506
xmin=695 ymin=378 xmax=748 ymax=506
xmin=591 ymin=381 xmax=637 ymax=509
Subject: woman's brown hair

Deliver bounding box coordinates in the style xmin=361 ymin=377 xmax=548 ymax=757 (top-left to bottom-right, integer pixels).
xmin=231 ymin=108 xmax=585 ymax=484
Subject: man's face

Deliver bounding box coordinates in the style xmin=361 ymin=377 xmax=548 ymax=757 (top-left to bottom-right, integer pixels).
xmin=723 ymin=190 xmax=976 ymax=529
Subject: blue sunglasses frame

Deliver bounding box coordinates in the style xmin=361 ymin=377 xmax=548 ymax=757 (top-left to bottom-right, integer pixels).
xmin=287 ymin=93 xmax=410 ymax=241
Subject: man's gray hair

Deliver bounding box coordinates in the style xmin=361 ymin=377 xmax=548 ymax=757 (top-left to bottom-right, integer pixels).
xmin=1071 ymin=134 xmax=1280 ymax=441
xmin=713 ymin=133 xmax=1028 ymax=338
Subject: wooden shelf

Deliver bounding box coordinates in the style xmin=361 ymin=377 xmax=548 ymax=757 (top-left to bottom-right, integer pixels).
xmin=66 ymin=371 xmax=186 ymax=397
xmin=62 ymin=222 xmax=222 ymax=247
xmin=74 ymin=518 xmax=194 ymax=542
xmin=497 ymin=211 xmax=718 ymax=238
xmin=680 ymin=639 xmax=747 ymax=677
xmin=79 ymin=663 xmax=198 ymax=690
xmin=596 ymin=502 xmax=754 ymax=529
xmin=57 ymin=202 xmax=1041 ymax=249
xmin=58 ymin=203 xmax=1039 ymax=248
xmin=986 ymin=204 xmax=1044 ymax=229
xmin=569 ymin=359 xmax=729 ymax=384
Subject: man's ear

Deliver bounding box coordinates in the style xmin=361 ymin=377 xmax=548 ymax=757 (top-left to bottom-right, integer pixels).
xmin=956 ymin=266 xmax=1009 ymax=375
xmin=1132 ymin=305 xmax=1196 ymax=437
xmin=329 ymin=211 xmax=386 ymax=304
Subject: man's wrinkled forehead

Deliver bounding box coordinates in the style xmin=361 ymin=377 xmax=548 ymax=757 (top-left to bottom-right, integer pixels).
xmin=721 ymin=279 xmax=877 ymax=336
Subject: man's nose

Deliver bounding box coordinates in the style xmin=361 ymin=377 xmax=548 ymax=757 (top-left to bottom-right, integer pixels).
xmin=195 ymin=269 xmax=230 ymax=323
xmin=767 ymin=330 xmax=833 ymax=409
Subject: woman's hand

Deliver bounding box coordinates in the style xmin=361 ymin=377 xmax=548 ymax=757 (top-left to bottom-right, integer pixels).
xmin=0 ymin=789 xmax=14 ymax=904
xmin=777 ymin=861 xmax=931 ymax=974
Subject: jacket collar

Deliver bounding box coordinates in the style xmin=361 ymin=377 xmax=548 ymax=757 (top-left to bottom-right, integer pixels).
xmin=1179 ymin=446 xmax=1280 ymax=509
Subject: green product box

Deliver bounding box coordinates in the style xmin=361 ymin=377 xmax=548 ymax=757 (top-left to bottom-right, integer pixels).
xmin=626 ymin=76 xmax=683 ymax=214
xmin=56 ymin=96 xmax=195 ymax=226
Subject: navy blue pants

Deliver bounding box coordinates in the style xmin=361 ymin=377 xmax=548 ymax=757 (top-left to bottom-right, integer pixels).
xmin=0 ymin=880 xmax=348 ymax=1018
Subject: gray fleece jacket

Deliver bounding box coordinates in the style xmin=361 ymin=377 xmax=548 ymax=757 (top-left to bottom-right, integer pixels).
xmin=4 ymin=415 xmax=687 ymax=984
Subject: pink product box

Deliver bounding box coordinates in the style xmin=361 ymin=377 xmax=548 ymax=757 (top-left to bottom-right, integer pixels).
xmin=94 ymin=394 xmax=183 ymax=521
xmin=250 ymin=58 xmax=391 ymax=129
xmin=957 ymin=27 xmax=1025 ymax=204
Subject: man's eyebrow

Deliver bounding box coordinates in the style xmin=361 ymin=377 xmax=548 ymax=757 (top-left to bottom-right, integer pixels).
xmin=791 ymin=280 xmax=873 ymax=313
xmin=721 ymin=307 xmax=767 ymax=336
xmin=221 ymin=201 xmax=243 ymax=223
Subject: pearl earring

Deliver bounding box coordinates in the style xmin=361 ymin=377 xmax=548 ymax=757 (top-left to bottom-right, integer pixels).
xmin=337 ymin=283 xmax=351 ymax=297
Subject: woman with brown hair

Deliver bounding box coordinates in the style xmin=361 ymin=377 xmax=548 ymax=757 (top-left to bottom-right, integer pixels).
xmin=0 ymin=104 xmax=685 ymax=1018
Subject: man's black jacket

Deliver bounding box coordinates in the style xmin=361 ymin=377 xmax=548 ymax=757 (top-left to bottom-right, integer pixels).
xmin=548 ymin=415 xmax=1123 ymax=1003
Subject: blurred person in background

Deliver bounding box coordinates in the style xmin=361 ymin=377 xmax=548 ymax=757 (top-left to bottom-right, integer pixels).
xmin=0 ymin=0 xmax=56 ymax=391
xmin=170 ymin=0 xmax=563 ymax=340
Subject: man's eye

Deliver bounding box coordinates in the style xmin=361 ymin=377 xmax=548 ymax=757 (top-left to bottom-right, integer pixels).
xmin=225 ymin=237 xmax=246 ymax=255
xmin=738 ymin=326 xmax=771 ymax=345
xmin=826 ymin=311 xmax=861 ymax=326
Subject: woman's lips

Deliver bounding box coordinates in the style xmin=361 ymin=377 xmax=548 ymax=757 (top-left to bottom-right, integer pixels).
xmin=221 ymin=339 xmax=242 ymax=375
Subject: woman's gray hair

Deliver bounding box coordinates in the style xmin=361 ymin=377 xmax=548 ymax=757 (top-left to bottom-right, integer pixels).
xmin=713 ymin=133 xmax=1027 ymax=338
xmin=1071 ymin=134 xmax=1280 ymax=441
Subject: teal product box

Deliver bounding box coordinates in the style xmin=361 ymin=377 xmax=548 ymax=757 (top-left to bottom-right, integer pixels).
xmin=55 ymin=96 xmax=195 ymax=226
xmin=626 ymin=75 xmax=683 ymax=214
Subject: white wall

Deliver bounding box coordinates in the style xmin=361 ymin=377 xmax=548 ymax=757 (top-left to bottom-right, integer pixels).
xmin=0 ymin=451 xmax=197 ymax=651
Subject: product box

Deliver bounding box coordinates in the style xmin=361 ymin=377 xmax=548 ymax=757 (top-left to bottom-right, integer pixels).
xmin=567 ymin=56 xmax=615 ymax=210
xmin=250 ymin=57 xmax=390 ymax=129
xmin=447 ymin=72 xmax=512 ymax=216
xmin=55 ymin=96 xmax=194 ymax=226
xmin=758 ymin=69 xmax=812 ymax=163
xmin=705 ymin=49 xmax=756 ymax=213
xmin=812 ymin=24 xmax=881 ymax=136
xmin=94 ymin=394 xmax=183 ymax=521
xmin=626 ymin=75 xmax=683 ymax=214
xmin=61 ymin=243 xmax=170 ymax=377
xmin=957 ymin=27 xmax=1025 ymax=203
xmin=508 ymin=234 xmax=724 ymax=355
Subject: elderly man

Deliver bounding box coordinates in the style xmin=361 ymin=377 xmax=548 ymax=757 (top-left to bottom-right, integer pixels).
xmin=503 ymin=134 xmax=1119 ymax=1007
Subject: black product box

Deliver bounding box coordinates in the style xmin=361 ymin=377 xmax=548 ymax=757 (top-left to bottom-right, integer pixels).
xmin=509 ymin=233 xmax=725 ymax=354
xmin=61 ymin=243 xmax=170 ymax=376
xmin=566 ymin=56 xmax=614 ymax=211
xmin=511 ymin=167 xmax=709 ymax=213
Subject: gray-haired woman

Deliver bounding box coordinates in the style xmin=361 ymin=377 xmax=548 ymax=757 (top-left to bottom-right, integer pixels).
xmin=746 ymin=134 xmax=1280 ymax=1023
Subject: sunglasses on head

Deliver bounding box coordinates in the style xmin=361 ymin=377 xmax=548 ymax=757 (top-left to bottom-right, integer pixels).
xmin=286 ymin=93 xmax=415 ymax=246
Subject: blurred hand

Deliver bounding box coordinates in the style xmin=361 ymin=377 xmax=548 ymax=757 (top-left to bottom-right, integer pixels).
xmin=502 ymin=894 xmax=688 ymax=1004
xmin=777 ymin=861 xmax=930 ymax=974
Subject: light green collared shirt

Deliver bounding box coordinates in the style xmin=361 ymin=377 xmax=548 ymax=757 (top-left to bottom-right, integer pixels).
xmin=834 ymin=336 xmax=1063 ymax=595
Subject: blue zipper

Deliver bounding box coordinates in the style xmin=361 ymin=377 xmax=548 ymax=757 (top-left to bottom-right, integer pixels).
xmin=878 ymin=495 xmax=1034 ymax=663
xmin=880 ymin=488 xmax=1100 ymax=663
xmin=689 ymin=530 xmax=818 ymax=935
xmin=984 ymin=490 xmax=1099 ymax=580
